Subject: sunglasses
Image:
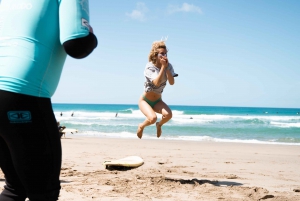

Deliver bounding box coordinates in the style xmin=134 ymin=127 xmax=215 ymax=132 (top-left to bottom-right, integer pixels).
xmin=157 ymin=53 xmax=167 ymax=57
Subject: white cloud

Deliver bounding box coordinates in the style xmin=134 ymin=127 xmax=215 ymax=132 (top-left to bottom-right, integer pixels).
xmin=126 ymin=2 xmax=148 ymax=21
xmin=167 ymin=3 xmax=202 ymax=14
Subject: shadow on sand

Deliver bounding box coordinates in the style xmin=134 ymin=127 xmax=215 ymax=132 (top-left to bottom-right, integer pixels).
xmin=105 ymin=166 xmax=139 ymax=171
xmin=165 ymin=177 xmax=243 ymax=186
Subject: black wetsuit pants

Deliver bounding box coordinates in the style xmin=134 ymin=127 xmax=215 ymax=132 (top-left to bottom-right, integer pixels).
xmin=0 ymin=90 xmax=61 ymax=201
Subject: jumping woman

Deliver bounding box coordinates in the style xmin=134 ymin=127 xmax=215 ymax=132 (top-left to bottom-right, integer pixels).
xmin=137 ymin=40 xmax=177 ymax=139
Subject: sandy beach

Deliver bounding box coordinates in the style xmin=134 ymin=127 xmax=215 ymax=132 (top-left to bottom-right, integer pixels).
xmin=1 ymin=136 xmax=300 ymax=200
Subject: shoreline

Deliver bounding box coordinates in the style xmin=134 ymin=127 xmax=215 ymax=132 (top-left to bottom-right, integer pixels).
xmin=65 ymin=134 xmax=300 ymax=146
xmin=1 ymin=136 xmax=300 ymax=200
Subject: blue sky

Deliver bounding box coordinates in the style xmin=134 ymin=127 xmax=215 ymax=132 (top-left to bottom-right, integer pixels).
xmin=51 ymin=0 xmax=300 ymax=108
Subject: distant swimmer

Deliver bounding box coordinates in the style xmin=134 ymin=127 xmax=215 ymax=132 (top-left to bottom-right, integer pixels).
xmin=71 ymin=112 xmax=74 ymax=117
xmin=60 ymin=112 xmax=63 ymax=116
xmin=115 ymin=112 xmax=118 ymax=117
xmin=190 ymin=117 xmax=193 ymax=119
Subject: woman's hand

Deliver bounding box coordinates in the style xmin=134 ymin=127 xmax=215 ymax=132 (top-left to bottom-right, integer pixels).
xmin=159 ymin=55 xmax=168 ymax=69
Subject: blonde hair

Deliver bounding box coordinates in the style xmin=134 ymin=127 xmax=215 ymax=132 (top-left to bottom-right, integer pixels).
xmin=148 ymin=41 xmax=167 ymax=64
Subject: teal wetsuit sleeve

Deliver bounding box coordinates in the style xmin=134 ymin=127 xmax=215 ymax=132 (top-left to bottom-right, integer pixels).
xmin=59 ymin=0 xmax=90 ymax=44
xmin=59 ymin=0 xmax=97 ymax=58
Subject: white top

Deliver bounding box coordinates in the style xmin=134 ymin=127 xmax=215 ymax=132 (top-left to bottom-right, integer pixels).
xmin=144 ymin=62 xmax=168 ymax=94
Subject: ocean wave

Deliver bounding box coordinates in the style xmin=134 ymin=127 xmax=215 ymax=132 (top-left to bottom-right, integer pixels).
xmin=270 ymin=122 xmax=300 ymax=128
xmin=119 ymin=108 xmax=134 ymax=114
xmin=55 ymin=114 xmax=300 ymax=130
xmin=172 ymin=110 xmax=184 ymax=115
xmin=55 ymin=111 xmax=145 ymax=120
xmin=55 ymin=111 xmax=300 ymax=121
xmin=60 ymin=121 xmax=135 ymax=126
xmin=70 ymin=131 xmax=300 ymax=145
xmin=75 ymin=131 xmax=137 ymax=139
xmin=171 ymin=114 xmax=300 ymax=126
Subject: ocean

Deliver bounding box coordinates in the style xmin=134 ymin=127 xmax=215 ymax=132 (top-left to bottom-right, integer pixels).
xmin=52 ymin=104 xmax=300 ymax=145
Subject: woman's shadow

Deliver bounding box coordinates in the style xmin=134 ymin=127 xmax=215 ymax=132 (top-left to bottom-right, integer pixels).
xmin=165 ymin=177 xmax=243 ymax=187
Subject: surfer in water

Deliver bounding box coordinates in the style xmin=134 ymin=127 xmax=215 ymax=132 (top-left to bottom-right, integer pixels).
xmin=137 ymin=40 xmax=177 ymax=139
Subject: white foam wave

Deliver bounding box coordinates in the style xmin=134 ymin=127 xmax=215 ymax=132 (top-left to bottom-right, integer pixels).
xmin=59 ymin=121 xmax=135 ymax=126
xmin=75 ymin=131 xmax=137 ymax=139
xmin=185 ymin=114 xmax=300 ymax=121
xmin=120 ymin=108 xmax=134 ymax=113
xmin=69 ymin=131 xmax=300 ymax=146
xmin=55 ymin=111 xmax=300 ymax=120
xmin=55 ymin=111 xmax=300 ymax=127
xmin=270 ymin=122 xmax=300 ymax=128
xmin=171 ymin=114 xmax=300 ymax=125
xmin=171 ymin=118 xmax=212 ymax=124
xmin=172 ymin=110 xmax=184 ymax=115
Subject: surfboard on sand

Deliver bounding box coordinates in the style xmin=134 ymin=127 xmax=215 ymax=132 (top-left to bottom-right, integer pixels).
xmin=62 ymin=128 xmax=78 ymax=134
xmin=103 ymin=156 xmax=144 ymax=169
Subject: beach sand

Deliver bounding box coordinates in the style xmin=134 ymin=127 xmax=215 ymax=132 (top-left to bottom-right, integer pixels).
xmin=1 ymin=136 xmax=300 ymax=200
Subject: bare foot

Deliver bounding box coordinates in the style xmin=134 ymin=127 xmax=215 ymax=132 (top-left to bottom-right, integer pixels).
xmin=137 ymin=124 xmax=144 ymax=139
xmin=156 ymin=122 xmax=162 ymax=138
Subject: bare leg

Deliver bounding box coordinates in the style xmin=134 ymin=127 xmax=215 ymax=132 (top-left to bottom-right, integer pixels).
xmin=153 ymin=100 xmax=172 ymax=138
xmin=137 ymin=120 xmax=151 ymax=139
xmin=137 ymin=97 xmax=157 ymax=139
xmin=156 ymin=122 xmax=162 ymax=138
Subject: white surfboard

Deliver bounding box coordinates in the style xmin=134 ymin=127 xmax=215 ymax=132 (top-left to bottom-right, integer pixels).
xmin=103 ymin=156 xmax=144 ymax=169
xmin=62 ymin=128 xmax=78 ymax=134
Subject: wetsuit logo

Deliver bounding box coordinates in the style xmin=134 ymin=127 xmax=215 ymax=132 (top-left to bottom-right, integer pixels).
xmin=7 ymin=111 xmax=32 ymax=123
xmin=82 ymin=18 xmax=90 ymax=29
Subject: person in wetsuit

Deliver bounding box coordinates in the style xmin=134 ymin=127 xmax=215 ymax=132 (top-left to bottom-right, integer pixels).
xmin=57 ymin=122 xmax=66 ymax=138
xmin=0 ymin=0 xmax=97 ymax=200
